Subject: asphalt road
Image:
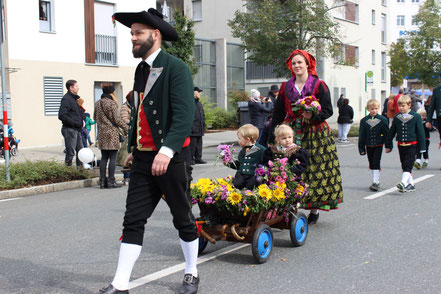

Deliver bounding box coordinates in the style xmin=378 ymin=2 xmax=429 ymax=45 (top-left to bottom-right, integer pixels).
xmin=1 ymin=135 xmax=441 ymax=294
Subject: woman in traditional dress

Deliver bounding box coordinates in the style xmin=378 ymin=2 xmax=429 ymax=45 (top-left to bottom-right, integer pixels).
xmin=269 ymin=49 xmax=343 ymax=224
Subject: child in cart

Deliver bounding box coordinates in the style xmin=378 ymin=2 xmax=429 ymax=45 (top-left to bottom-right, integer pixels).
xmin=224 ymin=124 xmax=266 ymax=190
xmin=263 ymin=124 xmax=309 ymax=177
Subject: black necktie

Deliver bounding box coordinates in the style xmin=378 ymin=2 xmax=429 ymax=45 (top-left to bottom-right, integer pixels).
xmin=134 ymin=61 xmax=151 ymax=93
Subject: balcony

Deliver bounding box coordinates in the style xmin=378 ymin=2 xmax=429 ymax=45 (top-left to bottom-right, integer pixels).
xmin=246 ymin=61 xmax=279 ymax=80
xmin=95 ymin=34 xmax=117 ymax=65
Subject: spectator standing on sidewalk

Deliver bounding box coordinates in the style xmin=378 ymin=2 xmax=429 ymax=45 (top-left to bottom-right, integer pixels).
xmin=248 ymin=89 xmax=273 ymax=140
xmin=267 ymin=84 xmax=279 ymax=104
xmin=190 ymin=86 xmax=206 ymax=165
xmin=94 ymin=83 xmax=128 ymax=189
xmin=337 ymin=98 xmax=354 ymax=142
xmin=117 ymin=91 xmax=133 ymax=185
xmin=58 ymin=79 xmax=84 ymax=167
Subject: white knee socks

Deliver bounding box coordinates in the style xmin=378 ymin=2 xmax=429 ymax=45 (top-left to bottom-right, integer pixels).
xmin=180 ymin=238 xmax=198 ymax=277
xmin=372 ymin=169 xmax=380 ymax=184
xmin=401 ymin=172 xmax=411 ymax=186
xmin=111 ymin=243 xmax=142 ymax=291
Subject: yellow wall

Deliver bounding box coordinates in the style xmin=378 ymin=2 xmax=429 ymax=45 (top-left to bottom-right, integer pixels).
xmin=9 ymin=59 xmax=135 ymax=147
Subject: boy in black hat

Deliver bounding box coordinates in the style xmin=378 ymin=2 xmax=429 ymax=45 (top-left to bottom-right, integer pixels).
xmin=99 ymin=8 xmax=199 ymax=294
xmin=190 ymin=87 xmax=206 ymax=164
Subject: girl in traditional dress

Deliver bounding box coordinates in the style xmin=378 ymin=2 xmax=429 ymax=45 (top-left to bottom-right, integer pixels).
xmin=269 ymin=49 xmax=343 ymax=224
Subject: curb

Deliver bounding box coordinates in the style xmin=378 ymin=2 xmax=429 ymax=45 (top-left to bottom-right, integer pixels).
xmin=0 ymin=174 xmax=124 ymax=200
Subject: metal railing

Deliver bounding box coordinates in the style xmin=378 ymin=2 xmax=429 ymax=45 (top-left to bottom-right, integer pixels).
xmin=246 ymin=61 xmax=278 ymax=79
xmin=95 ymin=34 xmax=117 ymax=65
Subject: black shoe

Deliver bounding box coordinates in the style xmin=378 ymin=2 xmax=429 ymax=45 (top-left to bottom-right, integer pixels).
xmin=178 ymin=274 xmax=199 ymax=294
xmin=107 ymin=180 xmax=122 ymax=188
xmin=99 ymin=178 xmax=108 ymax=189
xmin=99 ymin=284 xmax=129 ymax=294
xmin=369 ymin=182 xmax=379 ymax=192
xmin=195 ymin=159 xmax=207 ymax=164
xmin=65 ymin=161 xmax=72 ymax=166
xmin=308 ymin=212 xmax=319 ymax=224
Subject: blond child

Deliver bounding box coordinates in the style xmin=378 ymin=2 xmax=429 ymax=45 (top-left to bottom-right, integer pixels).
xmin=225 ymin=124 xmax=266 ymax=190
xmin=358 ymin=99 xmax=389 ymax=191
xmin=385 ymin=95 xmax=426 ymax=192
xmin=263 ymin=124 xmax=309 ymax=177
xmin=414 ymin=108 xmax=431 ymax=169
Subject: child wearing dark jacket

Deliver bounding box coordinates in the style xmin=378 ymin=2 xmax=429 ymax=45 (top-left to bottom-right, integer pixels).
xmin=263 ymin=124 xmax=309 ymax=177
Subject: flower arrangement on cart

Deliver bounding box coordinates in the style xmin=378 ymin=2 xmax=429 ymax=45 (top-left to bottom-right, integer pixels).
xmin=191 ymin=146 xmax=310 ymax=263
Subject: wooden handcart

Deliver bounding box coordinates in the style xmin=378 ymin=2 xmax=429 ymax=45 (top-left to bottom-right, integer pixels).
xmin=196 ymin=203 xmax=308 ymax=263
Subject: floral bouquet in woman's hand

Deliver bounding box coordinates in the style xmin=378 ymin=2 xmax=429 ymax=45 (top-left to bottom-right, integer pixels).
xmin=217 ymin=144 xmax=236 ymax=167
xmin=292 ymin=95 xmax=321 ymax=116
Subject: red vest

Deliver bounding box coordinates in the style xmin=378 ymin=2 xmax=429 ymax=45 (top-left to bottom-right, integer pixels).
xmin=136 ymin=92 xmax=190 ymax=151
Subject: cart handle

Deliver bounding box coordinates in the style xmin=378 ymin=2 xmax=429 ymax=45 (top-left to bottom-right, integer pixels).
xmin=231 ymin=224 xmax=245 ymax=241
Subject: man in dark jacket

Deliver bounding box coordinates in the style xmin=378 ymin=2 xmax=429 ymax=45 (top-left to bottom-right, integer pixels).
xmin=268 ymin=84 xmax=279 ymax=104
xmin=58 ymin=79 xmax=84 ymax=166
xmin=190 ymin=87 xmax=206 ymax=164
xmin=248 ymin=89 xmax=273 ymax=140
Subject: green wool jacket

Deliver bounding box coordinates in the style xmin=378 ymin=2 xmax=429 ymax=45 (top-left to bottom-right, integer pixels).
xmin=385 ymin=110 xmax=426 ymax=152
xmin=358 ymin=114 xmax=389 ymax=154
xmin=427 ymin=85 xmax=441 ymax=123
xmin=229 ymin=143 xmax=267 ymax=176
xmin=127 ymin=51 xmax=194 ymax=153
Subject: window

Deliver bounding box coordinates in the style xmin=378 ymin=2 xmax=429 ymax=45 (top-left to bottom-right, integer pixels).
xmin=371 ymin=89 xmax=376 ymax=99
xmin=381 ymin=52 xmax=386 ymax=82
xmin=397 ymin=15 xmax=405 ymax=26
xmin=381 ymin=14 xmax=387 ymax=43
xmin=412 ymin=15 xmax=418 ymax=26
xmin=333 ymin=87 xmax=339 ymax=106
xmin=94 ymin=1 xmax=117 ymax=65
xmin=372 ymin=50 xmax=376 ymax=65
xmin=227 ymin=43 xmax=245 ymax=92
xmin=334 ymin=0 xmax=359 ymax=23
xmin=412 ymin=0 xmax=419 ymax=2
xmin=39 ymin=0 xmax=55 ymax=32
xmin=192 ymin=0 xmax=202 ymax=21
xmin=43 ymin=77 xmax=63 ymax=116
xmin=382 ymin=0 xmax=387 ymax=5
xmin=334 ymin=44 xmax=358 ymax=66
xmin=397 ymin=0 xmax=404 ymax=3
xmin=372 ymin=10 xmax=376 ymax=25
xmin=193 ymin=39 xmax=216 ymax=102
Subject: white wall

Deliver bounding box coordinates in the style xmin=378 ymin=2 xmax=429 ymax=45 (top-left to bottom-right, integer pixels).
xmin=6 ymin=0 xmax=155 ymax=66
xmin=389 ymin=0 xmax=424 ymax=44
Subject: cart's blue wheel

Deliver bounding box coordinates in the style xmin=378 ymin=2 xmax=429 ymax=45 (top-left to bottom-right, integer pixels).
xmin=198 ymin=236 xmax=208 ymax=255
xmin=251 ymin=224 xmax=273 ymax=263
xmin=290 ymin=212 xmax=308 ymax=247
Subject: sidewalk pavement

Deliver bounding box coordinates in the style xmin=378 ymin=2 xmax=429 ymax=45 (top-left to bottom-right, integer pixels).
xmin=13 ymin=130 xmax=238 ymax=164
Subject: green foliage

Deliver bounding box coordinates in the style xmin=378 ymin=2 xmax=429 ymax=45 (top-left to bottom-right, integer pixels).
xmin=0 ymin=161 xmax=92 ymax=190
xmin=389 ymin=0 xmax=441 ymax=87
xmin=162 ymin=11 xmax=199 ymax=76
xmin=388 ymin=39 xmax=410 ymax=87
xmin=200 ymin=96 xmax=237 ymax=129
xmin=227 ymin=88 xmax=249 ymax=111
xmin=407 ymin=0 xmax=441 ymax=87
xmin=228 ymin=0 xmax=341 ymax=77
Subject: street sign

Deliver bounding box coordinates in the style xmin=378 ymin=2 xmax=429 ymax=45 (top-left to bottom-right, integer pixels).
xmin=366 ymin=71 xmax=374 ymax=86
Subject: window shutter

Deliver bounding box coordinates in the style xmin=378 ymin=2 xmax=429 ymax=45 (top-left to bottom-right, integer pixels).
xmin=44 ymin=77 xmax=63 ymax=116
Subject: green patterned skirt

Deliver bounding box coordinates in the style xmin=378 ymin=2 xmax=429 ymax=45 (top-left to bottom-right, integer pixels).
xmin=289 ymin=120 xmax=343 ymax=210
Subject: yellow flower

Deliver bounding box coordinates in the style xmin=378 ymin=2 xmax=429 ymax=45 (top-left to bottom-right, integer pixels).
xmin=243 ymin=206 xmax=250 ymax=216
xmin=273 ymin=188 xmax=285 ymax=201
xmin=228 ymin=191 xmax=242 ymax=205
xmin=217 ymin=178 xmax=228 ymax=186
xmin=226 ymin=184 xmax=234 ymax=192
xmin=259 ymin=188 xmax=272 ymax=200
xmin=196 ymin=178 xmax=211 ymax=188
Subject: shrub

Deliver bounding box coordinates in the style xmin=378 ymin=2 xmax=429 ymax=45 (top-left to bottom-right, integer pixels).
xmin=0 ymin=161 xmax=93 ymax=190
xmin=331 ymin=125 xmax=359 ymax=137
xmin=206 ymin=108 xmax=237 ymax=129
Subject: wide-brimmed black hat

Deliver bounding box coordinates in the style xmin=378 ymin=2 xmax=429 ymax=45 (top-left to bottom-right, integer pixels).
xmin=194 ymin=87 xmax=203 ymax=92
xmin=270 ymin=85 xmax=279 ymax=92
xmin=113 ymin=8 xmax=178 ymax=41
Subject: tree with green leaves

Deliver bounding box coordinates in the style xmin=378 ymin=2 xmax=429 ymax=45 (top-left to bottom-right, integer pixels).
xmin=228 ymin=0 xmax=341 ymax=77
xmin=407 ymin=0 xmax=441 ymax=87
xmin=162 ymin=11 xmax=199 ymax=76
xmin=389 ymin=0 xmax=441 ymax=88
xmin=388 ymin=39 xmax=410 ymax=87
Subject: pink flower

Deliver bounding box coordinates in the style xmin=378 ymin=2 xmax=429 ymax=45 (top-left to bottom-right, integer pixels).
xmin=280 ymin=158 xmax=288 ymax=165
xmin=268 ymin=160 xmax=274 ymax=167
xmin=281 ymin=171 xmax=287 ymax=179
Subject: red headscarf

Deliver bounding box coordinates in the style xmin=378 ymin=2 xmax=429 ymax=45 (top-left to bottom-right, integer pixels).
xmin=285 ymin=49 xmax=318 ymax=77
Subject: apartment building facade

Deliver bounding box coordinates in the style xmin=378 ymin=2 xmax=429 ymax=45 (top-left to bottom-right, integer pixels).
xmin=4 ymin=0 xmax=155 ymax=148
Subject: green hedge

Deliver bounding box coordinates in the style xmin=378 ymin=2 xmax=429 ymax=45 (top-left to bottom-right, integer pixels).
xmin=0 ymin=161 xmax=93 ymax=190
xmin=331 ymin=125 xmax=359 ymax=137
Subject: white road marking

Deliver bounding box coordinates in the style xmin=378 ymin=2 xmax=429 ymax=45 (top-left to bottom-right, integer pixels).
xmin=0 ymin=198 xmax=21 ymax=203
xmin=364 ymin=174 xmax=434 ymax=200
xmin=129 ymin=243 xmax=250 ymax=290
